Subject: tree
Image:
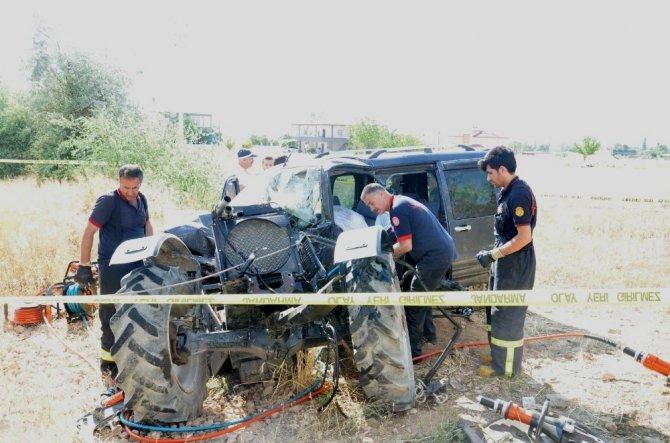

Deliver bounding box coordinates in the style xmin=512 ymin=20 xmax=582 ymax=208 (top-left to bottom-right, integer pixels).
xmin=183 ymin=115 xmax=203 ymax=144
xmin=278 ymin=135 xmax=298 ymax=149
xmin=0 ymin=87 xmax=35 ymax=178
xmin=250 ymin=135 xmax=270 ymax=146
xmin=30 ymin=33 xmax=132 ymax=120
xmin=1 ymin=31 xmax=221 ymax=206
xmin=612 ymin=144 xmax=636 ymax=157
xmin=573 ymin=136 xmax=601 ymax=162
xmin=348 ymin=118 xmax=422 ymax=149
xmin=27 ymin=30 xmax=136 ymax=179
xmin=225 ymin=138 xmax=235 ymax=150
xmin=511 ymin=142 xmax=551 ymax=152
xmin=199 ymin=127 xmax=222 ymax=145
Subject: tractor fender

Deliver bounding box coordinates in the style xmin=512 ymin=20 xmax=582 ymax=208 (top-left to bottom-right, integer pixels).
xmin=109 ymin=233 xmax=198 ymax=272
xmin=333 ymin=225 xmax=394 ymax=264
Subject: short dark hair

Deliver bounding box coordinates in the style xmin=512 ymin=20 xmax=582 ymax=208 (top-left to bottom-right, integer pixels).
xmin=118 ymin=164 xmax=144 ymax=181
xmin=263 ymin=155 xmax=273 ymax=162
xmin=273 ymin=155 xmax=288 ymax=166
xmin=478 ymin=146 xmax=516 ymax=173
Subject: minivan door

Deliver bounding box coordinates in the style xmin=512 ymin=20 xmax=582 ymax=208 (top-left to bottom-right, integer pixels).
xmin=438 ymin=159 xmax=497 ymax=286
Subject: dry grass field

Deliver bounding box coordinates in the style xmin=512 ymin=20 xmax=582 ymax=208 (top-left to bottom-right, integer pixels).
xmin=0 ymin=154 xmax=669 ymax=442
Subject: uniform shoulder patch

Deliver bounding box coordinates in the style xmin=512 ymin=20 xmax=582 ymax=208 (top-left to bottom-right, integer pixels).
xmin=391 ymin=216 xmax=400 ymax=227
xmin=515 ymin=206 xmax=525 ymax=217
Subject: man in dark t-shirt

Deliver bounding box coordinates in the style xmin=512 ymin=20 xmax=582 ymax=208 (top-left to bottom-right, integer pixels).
xmin=476 ymin=146 xmax=537 ymax=377
xmin=74 ymin=164 xmax=153 ymax=378
xmin=361 ymin=183 xmax=457 ymax=357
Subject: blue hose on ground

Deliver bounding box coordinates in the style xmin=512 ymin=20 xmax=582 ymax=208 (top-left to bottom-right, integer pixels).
xmin=65 ymin=283 xmax=89 ymax=323
xmin=118 ymin=349 xmax=330 ymax=433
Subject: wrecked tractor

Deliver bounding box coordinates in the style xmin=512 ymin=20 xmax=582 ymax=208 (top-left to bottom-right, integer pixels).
xmin=108 ymin=164 xmax=415 ymax=423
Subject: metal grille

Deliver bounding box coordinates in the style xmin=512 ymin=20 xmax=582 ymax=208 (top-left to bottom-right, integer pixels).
xmin=298 ymin=238 xmax=320 ymax=282
xmin=224 ymin=219 xmax=291 ymax=274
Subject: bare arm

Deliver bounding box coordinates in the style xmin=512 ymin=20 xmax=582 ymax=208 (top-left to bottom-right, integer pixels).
xmin=499 ymin=224 xmax=532 ymax=256
xmin=145 ymin=219 xmax=154 ymax=236
xmin=79 ymin=222 xmax=99 ymax=264
xmin=393 ymin=237 xmax=413 ymax=258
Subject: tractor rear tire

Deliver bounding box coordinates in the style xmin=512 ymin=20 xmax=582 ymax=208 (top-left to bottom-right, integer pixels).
xmin=346 ymin=256 xmax=416 ymax=412
xmin=110 ymin=264 xmax=208 ymax=423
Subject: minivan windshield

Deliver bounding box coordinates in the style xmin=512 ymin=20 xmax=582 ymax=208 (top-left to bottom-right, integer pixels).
xmin=231 ymin=166 xmax=323 ymax=226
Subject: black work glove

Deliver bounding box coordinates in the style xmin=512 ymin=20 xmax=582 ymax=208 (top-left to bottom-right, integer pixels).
xmin=74 ymin=264 xmax=94 ymax=286
xmin=477 ymin=248 xmax=505 ymax=267
xmin=476 ymin=250 xmax=495 ymax=267
xmin=477 ymin=251 xmax=495 ymax=267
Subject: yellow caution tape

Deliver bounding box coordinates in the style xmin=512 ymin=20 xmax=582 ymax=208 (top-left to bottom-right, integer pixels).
xmin=1 ymin=289 xmax=668 ymax=306
xmin=1 ymin=160 xmax=668 ymax=204
xmin=539 ymin=193 xmax=670 ymax=205
xmin=0 ymin=159 xmax=106 ymax=165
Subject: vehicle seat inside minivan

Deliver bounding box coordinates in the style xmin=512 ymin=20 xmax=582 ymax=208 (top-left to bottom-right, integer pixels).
xmin=355 ymin=199 xmax=377 ymax=226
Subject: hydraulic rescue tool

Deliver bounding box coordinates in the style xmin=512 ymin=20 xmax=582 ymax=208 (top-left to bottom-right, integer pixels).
xmin=622 ymin=345 xmax=670 ymax=386
xmin=477 ymin=395 xmax=606 ymax=443
xmin=76 ymin=387 xmax=124 ymax=438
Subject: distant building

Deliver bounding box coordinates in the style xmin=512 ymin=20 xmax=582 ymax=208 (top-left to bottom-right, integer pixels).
xmin=183 ymin=113 xmax=213 ymax=131
xmin=161 ymin=111 xmax=221 ymax=144
xmin=161 ymin=112 xmax=215 ymax=131
xmin=291 ymin=123 xmax=349 ymax=153
xmin=448 ymin=127 xmax=509 ymax=150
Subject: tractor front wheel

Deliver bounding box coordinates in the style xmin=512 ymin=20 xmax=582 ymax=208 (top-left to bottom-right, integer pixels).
xmin=110 ymin=264 xmax=209 ymax=423
xmin=346 ymin=256 xmax=416 ymax=412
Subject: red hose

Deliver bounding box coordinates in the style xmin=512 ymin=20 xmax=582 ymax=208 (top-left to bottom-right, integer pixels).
xmin=123 ymin=383 xmax=332 ymax=443
xmin=13 ymin=306 xmax=45 ymax=325
xmin=121 ymin=332 xmax=636 ymax=441
xmin=413 ymin=333 xmax=591 ymax=362
xmin=12 ymin=285 xmax=64 ymax=325
xmin=122 ymin=333 xmax=587 ymax=441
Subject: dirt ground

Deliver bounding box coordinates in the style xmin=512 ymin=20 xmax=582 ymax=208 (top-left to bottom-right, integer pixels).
xmin=2 ymin=304 xmax=668 ymax=443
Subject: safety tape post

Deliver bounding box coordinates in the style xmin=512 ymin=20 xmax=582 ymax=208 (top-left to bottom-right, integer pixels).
xmin=1 ymin=288 xmax=668 ymax=306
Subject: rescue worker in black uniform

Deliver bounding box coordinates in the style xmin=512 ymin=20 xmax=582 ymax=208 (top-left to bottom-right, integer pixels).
xmin=74 ymin=164 xmax=153 ymax=378
xmin=476 ymin=146 xmax=537 ymax=377
xmin=361 ymin=183 xmax=457 ymax=357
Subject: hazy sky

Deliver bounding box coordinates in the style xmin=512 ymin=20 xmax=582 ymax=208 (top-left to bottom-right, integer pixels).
xmin=2 ymin=0 xmax=668 ymax=147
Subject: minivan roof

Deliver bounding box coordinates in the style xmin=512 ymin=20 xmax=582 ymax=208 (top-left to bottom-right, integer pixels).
xmin=363 ymin=149 xmax=485 ymax=169
xmin=279 ymin=146 xmax=486 ymax=171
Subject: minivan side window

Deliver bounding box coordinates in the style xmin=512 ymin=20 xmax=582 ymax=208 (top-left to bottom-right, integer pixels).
xmin=332 ymin=175 xmax=356 ymax=209
xmin=445 ymin=169 xmax=497 ymax=219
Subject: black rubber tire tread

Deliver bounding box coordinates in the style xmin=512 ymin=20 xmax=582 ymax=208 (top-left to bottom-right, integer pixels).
xmin=110 ymin=265 xmax=208 ymax=423
xmin=346 ymin=256 xmax=416 ymax=412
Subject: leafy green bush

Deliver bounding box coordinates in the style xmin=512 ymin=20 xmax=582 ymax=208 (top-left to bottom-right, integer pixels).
xmin=71 ymin=111 xmax=220 ymax=208
xmin=0 ymin=36 xmax=222 ymax=208
xmin=348 ymin=118 xmax=422 ymax=149
xmin=0 ymin=88 xmax=34 ymax=178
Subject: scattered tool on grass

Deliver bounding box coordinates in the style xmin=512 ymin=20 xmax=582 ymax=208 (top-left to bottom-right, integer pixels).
xmin=476 ymin=395 xmax=606 ymax=443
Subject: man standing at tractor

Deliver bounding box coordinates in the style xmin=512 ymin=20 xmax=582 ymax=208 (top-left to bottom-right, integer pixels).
xmin=74 ymin=164 xmax=153 ymax=378
xmin=361 ymin=183 xmax=457 ymax=358
xmin=476 ymin=146 xmax=537 ymax=377
xmin=235 ymin=148 xmax=257 ymax=191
